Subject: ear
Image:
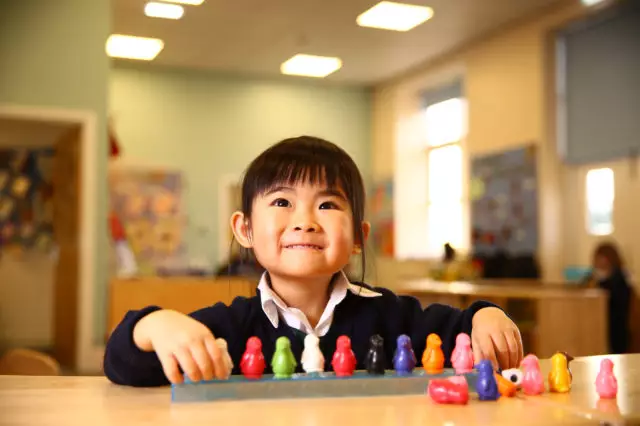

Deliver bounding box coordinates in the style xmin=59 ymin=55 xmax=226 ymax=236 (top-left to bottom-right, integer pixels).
xmin=353 ymin=221 xmax=371 ymax=254
xmin=230 ymin=211 xmax=252 ymax=248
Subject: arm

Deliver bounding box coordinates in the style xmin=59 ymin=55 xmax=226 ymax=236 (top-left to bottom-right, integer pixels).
xmin=103 ymin=302 xmax=239 ymax=387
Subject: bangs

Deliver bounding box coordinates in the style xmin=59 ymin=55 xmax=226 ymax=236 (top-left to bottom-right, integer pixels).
xmin=252 ymin=158 xmax=344 ymax=196
xmin=240 ymin=135 xmax=365 ymax=219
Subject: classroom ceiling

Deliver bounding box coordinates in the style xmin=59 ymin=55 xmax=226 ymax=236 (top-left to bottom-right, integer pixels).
xmin=112 ymin=0 xmax=569 ymax=85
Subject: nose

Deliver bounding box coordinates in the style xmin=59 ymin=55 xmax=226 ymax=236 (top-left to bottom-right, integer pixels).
xmin=291 ymin=209 xmax=319 ymax=232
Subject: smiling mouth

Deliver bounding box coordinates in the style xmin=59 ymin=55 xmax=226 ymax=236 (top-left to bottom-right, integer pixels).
xmin=283 ymin=244 xmax=323 ymax=250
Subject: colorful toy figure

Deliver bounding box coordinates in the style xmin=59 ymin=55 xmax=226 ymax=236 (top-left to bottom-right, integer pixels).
xmin=422 ymin=333 xmax=444 ymax=374
xmin=271 ymin=337 xmax=297 ymax=379
xmin=451 ymin=333 xmax=474 ymax=374
xmin=393 ymin=334 xmax=416 ymax=374
xmin=521 ymin=354 xmax=545 ymax=395
xmin=596 ymin=358 xmax=618 ymax=399
xmin=301 ymin=334 xmax=324 ymax=374
xmin=495 ymin=373 xmax=517 ymax=397
xmin=476 ymin=360 xmax=500 ymax=401
xmin=240 ymin=336 xmax=266 ymax=380
xmin=428 ymin=376 xmax=469 ymax=405
xmin=365 ymin=334 xmax=386 ymax=375
xmin=332 ymin=335 xmax=357 ymax=377
xmin=548 ymin=352 xmax=572 ymax=393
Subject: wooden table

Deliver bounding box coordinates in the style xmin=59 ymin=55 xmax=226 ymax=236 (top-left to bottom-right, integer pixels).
xmin=1 ymin=354 xmax=639 ymax=426
xmin=397 ymin=279 xmax=608 ymax=358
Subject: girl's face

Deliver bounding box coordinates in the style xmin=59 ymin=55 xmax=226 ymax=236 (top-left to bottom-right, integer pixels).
xmin=232 ymin=181 xmax=367 ymax=280
xmin=593 ymin=255 xmax=612 ymax=280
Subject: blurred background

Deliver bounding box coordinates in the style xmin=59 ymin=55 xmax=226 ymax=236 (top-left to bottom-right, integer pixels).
xmin=0 ymin=0 xmax=638 ymax=375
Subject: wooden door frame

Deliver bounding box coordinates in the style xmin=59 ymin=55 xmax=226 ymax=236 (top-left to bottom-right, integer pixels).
xmin=0 ymin=104 xmax=101 ymax=373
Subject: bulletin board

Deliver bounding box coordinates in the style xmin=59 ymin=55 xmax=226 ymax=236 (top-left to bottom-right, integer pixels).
xmin=109 ymin=167 xmax=188 ymax=276
xmin=470 ymin=145 xmax=538 ymax=257
xmin=0 ymin=147 xmax=55 ymax=255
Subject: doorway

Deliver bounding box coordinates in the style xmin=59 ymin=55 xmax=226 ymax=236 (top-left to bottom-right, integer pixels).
xmin=0 ymin=104 xmax=99 ymax=373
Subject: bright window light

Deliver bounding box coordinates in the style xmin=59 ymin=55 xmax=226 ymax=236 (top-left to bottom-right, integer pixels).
xmin=280 ymin=54 xmax=342 ymax=78
xmin=159 ymin=0 xmax=204 ymax=5
xmin=586 ymin=168 xmax=614 ymax=235
xmin=425 ymin=98 xmax=466 ymax=146
xmin=106 ymin=35 xmax=165 ymax=61
xmin=428 ymin=145 xmax=463 ymax=203
xmin=357 ymin=1 xmax=434 ymax=32
xmin=581 ymin=0 xmax=606 ymax=6
xmin=145 ymin=2 xmax=184 ymax=19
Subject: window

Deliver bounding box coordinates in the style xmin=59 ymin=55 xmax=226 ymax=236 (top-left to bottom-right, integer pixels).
xmin=424 ymin=98 xmax=466 ymax=258
xmin=394 ymin=91 xmax=467 ymax=260
xmin=585 ymin=168 xmax=614 ymax=235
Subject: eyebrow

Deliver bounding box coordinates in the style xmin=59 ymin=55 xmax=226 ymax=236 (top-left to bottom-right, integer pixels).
xmin=263 ymin=186 xmax=347 ymax=201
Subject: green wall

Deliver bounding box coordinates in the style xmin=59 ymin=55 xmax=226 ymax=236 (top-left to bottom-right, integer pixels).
xmin=110 ymin=62 xmax=371 ymax=280
xmin=0 ymin=0 xmax=110 ymax=344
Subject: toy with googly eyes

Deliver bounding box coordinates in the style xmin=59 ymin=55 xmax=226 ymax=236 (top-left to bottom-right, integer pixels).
xmin=501 ymin=368 xmax=524 ymax=388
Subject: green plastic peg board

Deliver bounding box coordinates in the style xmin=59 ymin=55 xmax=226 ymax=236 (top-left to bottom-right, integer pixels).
xmin=171 ymin=369 xmax=478 ymax=403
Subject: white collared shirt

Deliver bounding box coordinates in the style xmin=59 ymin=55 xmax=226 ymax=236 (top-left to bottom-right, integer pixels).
xmin=257 ymin=271 xmax=382 ymax=337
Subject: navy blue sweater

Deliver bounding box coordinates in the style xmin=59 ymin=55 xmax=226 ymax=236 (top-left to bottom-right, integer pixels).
xmin=103 ymin=284 xmax=497 ymax=387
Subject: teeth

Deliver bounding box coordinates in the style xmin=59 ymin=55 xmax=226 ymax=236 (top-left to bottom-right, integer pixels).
xmin=286 ymin=244 xmax=321 ymax=249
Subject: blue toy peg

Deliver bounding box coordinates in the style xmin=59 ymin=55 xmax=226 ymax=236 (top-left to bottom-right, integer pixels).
xmin=476 ymin=360 xmax=500 ymax=401
xmin=393 ymin=334 xmax=416 ymax=374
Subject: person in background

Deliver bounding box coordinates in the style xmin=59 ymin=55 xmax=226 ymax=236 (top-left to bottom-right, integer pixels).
xmin=587 ymin=242 xmax=633 ymax=354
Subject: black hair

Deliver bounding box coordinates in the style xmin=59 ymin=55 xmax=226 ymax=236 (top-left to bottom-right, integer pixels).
xmin=236 ymin=135 xmax=366 ymax=280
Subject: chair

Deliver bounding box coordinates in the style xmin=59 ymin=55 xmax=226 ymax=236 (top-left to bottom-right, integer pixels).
xmin=0 ymin=348 xmax=61 ymax=376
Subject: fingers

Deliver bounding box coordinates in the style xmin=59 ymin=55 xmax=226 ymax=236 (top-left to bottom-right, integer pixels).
xmin=190 ymin=341 xmax=215 ymax=381
xmin=174 ymin=346 xmax=202 ymax=382
xmin=491 ymin=332 xmax=510 ymax=369
xmin=472 ymin=333 xmax=499 ymax=370
xmin=158 ymin=352 xmax=183 ymax=384
xmin=472 ymin=334 xmax=482 ymax=367
xmin=513 ymin=328 xmax=524 ymax=367
xmin=205 ymin=336 xmax=227 ymax=380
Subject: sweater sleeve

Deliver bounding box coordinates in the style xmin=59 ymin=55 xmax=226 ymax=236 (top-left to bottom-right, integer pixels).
xmin=103 ymin=301 xmax=241 ymax=387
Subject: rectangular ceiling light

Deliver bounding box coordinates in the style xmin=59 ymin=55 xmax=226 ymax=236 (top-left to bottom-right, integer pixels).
xmin=357 ymin=1 xmax=434 ymax=31
xmin=106 ymin=34 xmax=165 ymax=60
xmin=157 ymin=0 xmax=204 ymax=4
xmin=145 ymin=2 xmax=184 ymax=19
xmin=581 ymin=0 xmax=606 ymax=5
xmin=280 ymin=54 xmax=342 ymax=78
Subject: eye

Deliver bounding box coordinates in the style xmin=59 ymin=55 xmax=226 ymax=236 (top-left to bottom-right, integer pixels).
xmin=319 ymin=201 xmax=340 ymax=210
xmin=501 ymin=368 xmax=523 ymax=387
xmin=271 ymin=198 xmax=291 ymax=208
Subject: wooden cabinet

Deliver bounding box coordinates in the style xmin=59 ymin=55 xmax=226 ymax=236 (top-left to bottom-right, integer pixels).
xmin=106 ymin=277 xmax=256 ymax=338
xmin=397 ymin=279 xmax=608 ymax=358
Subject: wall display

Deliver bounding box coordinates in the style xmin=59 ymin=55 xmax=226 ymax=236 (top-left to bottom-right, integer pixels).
xmin=109 ymin=167 xmax=187 ymax=276
xmin=470 ymin=145 xmax=538 ymax=259
xmin=0 ymin=147 xmax=55 ymax=256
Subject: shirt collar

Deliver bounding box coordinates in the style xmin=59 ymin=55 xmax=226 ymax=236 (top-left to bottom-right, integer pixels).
xmin=257 ymin=271 xmax=381 ymax=330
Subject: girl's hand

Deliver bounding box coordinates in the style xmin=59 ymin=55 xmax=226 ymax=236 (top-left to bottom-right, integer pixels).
xmin=471 ymin=307 xmax=523 ymax=370
xmin=133 ymin=309 xmax=226 ymax=384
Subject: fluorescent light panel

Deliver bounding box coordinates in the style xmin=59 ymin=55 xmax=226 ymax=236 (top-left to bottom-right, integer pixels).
xmin=145 ymin=2 xmax=184 ymax=19
xmin=581 ymin=0 xmax=606 ymax=5
xmin=357 ymin=1 xmax=434 ymax=32
xmin=280 ymin=54 xmax=342 ymax=78
xmin=106 ymin=34 xmax=164 ymax=60
xmin=157 ymin=0 xmax=204 ymax=5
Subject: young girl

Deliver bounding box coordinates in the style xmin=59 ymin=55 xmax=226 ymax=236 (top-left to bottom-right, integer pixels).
xmin=588 ymin=242 xmax=633 ymax=354
xmin=104 ymin=136 xmax=523 ymax=386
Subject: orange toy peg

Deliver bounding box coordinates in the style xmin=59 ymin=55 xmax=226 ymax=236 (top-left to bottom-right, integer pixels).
xmin=422 ymin=333 xmax=444 ymax=374
xmin=495 ymin=373 xmax=517 ymax=397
